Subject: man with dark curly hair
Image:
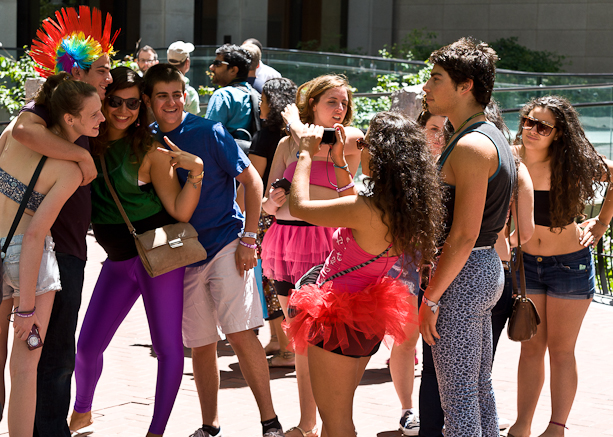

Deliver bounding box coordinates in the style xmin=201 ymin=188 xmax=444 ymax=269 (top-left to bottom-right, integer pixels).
xmin=206 ymin=44 xmax=260 ymax=140
xmin=419 ymin=37 xmax=516 ymax=437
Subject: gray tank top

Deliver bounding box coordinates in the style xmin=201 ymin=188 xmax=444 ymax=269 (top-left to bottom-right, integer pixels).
xmin=437 ymin=121 xmax=516 ymax=247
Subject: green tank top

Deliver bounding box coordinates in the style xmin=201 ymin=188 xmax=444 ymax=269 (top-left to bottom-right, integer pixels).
xmin=91 ymin=137 xmax=164 ymax=224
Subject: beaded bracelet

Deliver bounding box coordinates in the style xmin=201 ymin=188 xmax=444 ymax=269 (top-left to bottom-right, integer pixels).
xmin=336 ymin=181 xmax=355 ymax=193
xmin=239 ymin=240 xmax=257 ymax=250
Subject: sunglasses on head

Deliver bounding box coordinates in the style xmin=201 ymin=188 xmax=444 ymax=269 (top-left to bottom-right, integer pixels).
xmin=211 ymin=59 xmax=229 ymax=67
xmin=107 ymin=95 xmax=141 ymax=110
xmin=356 ymin=138 xmax=371 ymax=151
xmin=521 ymin=115 xmax=556 ymax=137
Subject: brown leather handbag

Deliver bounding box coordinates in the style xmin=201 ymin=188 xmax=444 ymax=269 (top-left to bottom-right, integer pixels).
xmin=507 ymin=200 xmax=541 ymax=342
xmin=100 ymin=155 xmax=207 ymax=278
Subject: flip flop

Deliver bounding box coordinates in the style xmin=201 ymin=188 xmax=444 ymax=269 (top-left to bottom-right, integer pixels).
xmin=71 ymin=425 xmax=95 ymax=436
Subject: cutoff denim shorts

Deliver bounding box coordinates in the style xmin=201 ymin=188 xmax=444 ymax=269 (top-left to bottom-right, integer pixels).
xmin=1 ymin=234 xmax=62 ymax=300
xmin=522 ymin=247 xmax=595 ymax=300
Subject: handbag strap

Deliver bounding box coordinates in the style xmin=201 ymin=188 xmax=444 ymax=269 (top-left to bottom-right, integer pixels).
xmin=510 ymin=196 xmax=527 ymax=299
xmin=1 ymin=156 xmax=47 ymax=259
xmin=321 ymin=244 xmax=392 ymax=285
xmin=99 ymin=154 xmax=137 ymax=236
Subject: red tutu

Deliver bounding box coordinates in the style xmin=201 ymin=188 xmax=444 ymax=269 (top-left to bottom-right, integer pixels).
xmin=284 ymin=277 xmax=417 ymax=356
xmin=261 ymin=222 xmax=335 ymax=284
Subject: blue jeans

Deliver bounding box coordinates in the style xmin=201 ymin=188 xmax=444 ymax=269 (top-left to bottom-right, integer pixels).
xmin=34 ymin=253 xmax=86 ymax=437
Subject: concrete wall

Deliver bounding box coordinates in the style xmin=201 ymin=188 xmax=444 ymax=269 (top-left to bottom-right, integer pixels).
xmin=216 ymin=0 xmax=268 ymax=46
xmin=347 ymin=0 xmax=393 ymax=55
xmin=392 ymin=0 xmax=613 ymax=73
xmin=140 ymin=0 xmax=195 ymax=49
xmin=0 ymin=0 xmax=17 ymax=48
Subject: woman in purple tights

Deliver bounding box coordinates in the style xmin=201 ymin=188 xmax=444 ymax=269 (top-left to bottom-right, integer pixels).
xmin=69 ymin=67 xmax=203 ymax=437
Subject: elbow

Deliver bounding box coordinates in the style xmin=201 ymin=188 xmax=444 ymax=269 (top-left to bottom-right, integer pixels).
xmin=23 ymin=227 xmax=46 ymax=247
xmin=12 ymin=123 xmax=31 ymax=144
xmin=520 ymin=227 xmax=535 ymax=245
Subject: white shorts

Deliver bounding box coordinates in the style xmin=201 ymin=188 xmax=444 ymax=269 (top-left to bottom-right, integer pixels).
xmin=1 ymin=235 xmax=61 ymax=300
xmin=182 ymin=239 xmax=263 ymax=348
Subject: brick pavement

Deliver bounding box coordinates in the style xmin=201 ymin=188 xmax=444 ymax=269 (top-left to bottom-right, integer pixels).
xmin=1 ymin=235 xmax=612 ymax=436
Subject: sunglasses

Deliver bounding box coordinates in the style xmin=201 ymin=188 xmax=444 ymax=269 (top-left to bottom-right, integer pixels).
xmin=211 ymin=59 xmax=230 ymax=67
xmin=107 ymin=95 xmax=141 ymax=110
xmin=521 ymin=115 xmax=556 ymax=137
xmin=356 ymin=138 xmax=371 ymax=151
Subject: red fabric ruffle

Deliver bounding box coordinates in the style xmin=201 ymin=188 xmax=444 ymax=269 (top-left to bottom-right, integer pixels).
xmin=284 ymin=277 xmax=417 ymax=356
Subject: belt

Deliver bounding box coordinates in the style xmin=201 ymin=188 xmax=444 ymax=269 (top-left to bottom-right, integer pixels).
xmin=472 ymin=245 xmax=493 ymax=251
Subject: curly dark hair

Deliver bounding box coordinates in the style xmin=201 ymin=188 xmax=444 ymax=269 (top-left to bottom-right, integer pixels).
xmin=364 ymin=112 xmax=444 ymax=265
xmin=514 ymin=95 xmax=610 ymax=229
xmin=296 ymin=74 xmax=353 ymax=126
xmin=216 ymin=43 xmax=251 ymax=79
xmin=429 ymin=37 xmax=498 ymax=108
xmin=261 ymin=78 xmax=297 ymax=132
xmin=91 ymin=66 xmax=154 ymax=161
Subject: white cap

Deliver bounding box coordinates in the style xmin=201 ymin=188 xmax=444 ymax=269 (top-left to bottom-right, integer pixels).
xmin=167 ymin=41 xmax=195 ymax=64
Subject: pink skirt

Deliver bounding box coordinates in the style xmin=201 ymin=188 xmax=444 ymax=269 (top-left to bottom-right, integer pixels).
xmin=261 ymin=221 xmax=335 ymax=284
xmin=284 ymin=277 xmax=417 ymax=356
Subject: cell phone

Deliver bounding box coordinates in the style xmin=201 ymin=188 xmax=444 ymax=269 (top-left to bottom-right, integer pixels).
xmin=321 ymin=128 xmax=337 ymax=145
xmin=271 ymin=178 xmax=291 ymax=194
xmin=27 ymin=324 xmax=43 ymax=351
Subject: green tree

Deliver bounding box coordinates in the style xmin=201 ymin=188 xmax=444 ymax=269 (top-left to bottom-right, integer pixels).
xmin=0 ymin=52 xmax=38 ymax=117
xmin=489 ymin=37 xmax=565 ymax=73
xmin=381 ymin=28 xmax=440 ymax=61
xmin=353 ymin=63 xmax=432 ymax=129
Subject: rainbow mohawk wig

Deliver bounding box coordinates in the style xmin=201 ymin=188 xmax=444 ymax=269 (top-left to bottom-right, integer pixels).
xmin=30 ymin=6 xmax=120 ymax=78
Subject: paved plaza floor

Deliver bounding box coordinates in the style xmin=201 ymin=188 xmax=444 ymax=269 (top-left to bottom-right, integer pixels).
xmin=1 ymin=235 xmax=612 ymax=436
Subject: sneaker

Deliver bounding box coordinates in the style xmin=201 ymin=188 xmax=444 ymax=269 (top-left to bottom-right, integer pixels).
xmin=498 ymin=417 xmax=511 ymax=430
xmin=189 ymin=428 xmax=222 ymax=437
xmin=399 ymin=410 xmax=420 ymax=436
xmin=263 ymin=428 xmax=285 ymax=437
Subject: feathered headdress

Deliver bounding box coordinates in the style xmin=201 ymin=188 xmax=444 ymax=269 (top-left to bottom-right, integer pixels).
xmin=30 ymin=6 xmax=120 ymax=78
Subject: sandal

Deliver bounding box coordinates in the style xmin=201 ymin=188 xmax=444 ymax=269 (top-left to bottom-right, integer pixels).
xmin=70 ymin=425 xmax=95 ymax=436
xmin=286 ymin=426 xmax=318 ymax=437
xmin=267 ymin=350 xmax=295 ymax=368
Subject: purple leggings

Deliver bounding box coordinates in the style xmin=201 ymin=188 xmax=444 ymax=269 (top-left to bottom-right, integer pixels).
xmin=74 ymin=257 xmax=185 ymax=434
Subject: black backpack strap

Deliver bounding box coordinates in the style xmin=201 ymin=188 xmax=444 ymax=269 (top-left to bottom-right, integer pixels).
xmin=230 ymin=82 xmax=261 ymax=134
xmin=321 ymin=245 xmax=392 ymax=285
xmin=1 ymin=156 xmax=47 ymax=259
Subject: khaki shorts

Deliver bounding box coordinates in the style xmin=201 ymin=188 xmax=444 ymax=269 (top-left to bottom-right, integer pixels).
xmin=1 ymin=234 xmax=61 ymax=300
xmin=182 ymin=239 xmax=263 ymax=348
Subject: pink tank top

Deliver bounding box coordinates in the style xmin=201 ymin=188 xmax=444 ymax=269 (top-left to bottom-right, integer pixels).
xmin=283 ymin=160 xmax=337 ymax=189
xmin=318 ymin=227 xmax=398 ymax=293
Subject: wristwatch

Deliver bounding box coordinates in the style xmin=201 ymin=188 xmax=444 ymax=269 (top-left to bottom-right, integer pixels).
xmin=238 ymin=231 xmax=258 ymax=240
xmin=422 ymin=295 xmax=440 ymax=314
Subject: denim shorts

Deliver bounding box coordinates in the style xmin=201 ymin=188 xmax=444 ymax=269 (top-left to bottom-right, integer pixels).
xmin=1 ymin=234 xmax=62 ymax=300
xmin=522 ymin=247 xmax=595 ymax=300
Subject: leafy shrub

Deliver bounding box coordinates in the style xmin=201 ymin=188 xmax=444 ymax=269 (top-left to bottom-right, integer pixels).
xmin=489 ymin=37 xmax=565 ymax=73
xmin=353 ymin=63 xmax=432 ymax=129
xmin=0 ymin=52 xmax=38 ymax=117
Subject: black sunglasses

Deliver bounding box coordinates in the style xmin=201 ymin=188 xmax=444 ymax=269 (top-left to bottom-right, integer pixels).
xmin=107 ymin=95 xmax=141 ymax=110
xmin=356 ymin=138 xmax=371 ymax=151
xmin=211 ymin=59 xmax=229 ymax=67
xmin=521 ymin=115 xmax=556 ymax=137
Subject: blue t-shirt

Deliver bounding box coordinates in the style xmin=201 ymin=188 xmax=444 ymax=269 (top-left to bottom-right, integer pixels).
xmin=205 ymin=81 xmax=253 ymax=135
xmin=152 ymin=113 xmax=251 ymax=263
